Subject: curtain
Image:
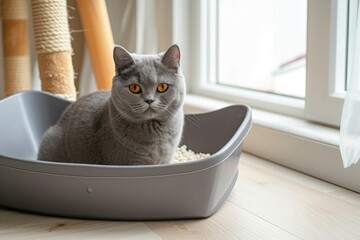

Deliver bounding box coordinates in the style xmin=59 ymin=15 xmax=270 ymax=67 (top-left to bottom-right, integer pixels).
xmin=339 ymin=3 xmax=360 ymax=168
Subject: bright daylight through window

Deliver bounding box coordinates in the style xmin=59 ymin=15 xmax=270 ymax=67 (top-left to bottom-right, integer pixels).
xmin=196 ymin=0 xmax=355 ymax=126
xmin=217 ymin=0 xmax=307 ymax=98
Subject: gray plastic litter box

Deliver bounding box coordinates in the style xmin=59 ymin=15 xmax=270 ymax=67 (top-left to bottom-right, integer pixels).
xmin=0 ymin=91 xmax=252 ymax=220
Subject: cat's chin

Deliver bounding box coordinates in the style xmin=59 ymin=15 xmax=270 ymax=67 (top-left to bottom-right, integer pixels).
xmin=143 ymin=108 xmax=159 ymax=120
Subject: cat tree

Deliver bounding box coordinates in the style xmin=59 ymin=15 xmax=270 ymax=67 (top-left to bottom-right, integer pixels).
xmin=2 ymin=0 xmax=114 ymax=99
xmin=31 ymin=0 xmax=114 ymax=98
xmin=31 ymin=0 xmax=76 ymax=101
xmin=1 ymin=0 xmax=32 ymax=96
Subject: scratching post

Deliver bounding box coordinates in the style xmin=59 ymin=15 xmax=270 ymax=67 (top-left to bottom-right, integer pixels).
xmin=76 ymin=0 xmax=114 ymax=90
xmin=1 ymin=0 xmax=32 ymax=96
xmin=31 ymin=0 xmax=76 ymax=101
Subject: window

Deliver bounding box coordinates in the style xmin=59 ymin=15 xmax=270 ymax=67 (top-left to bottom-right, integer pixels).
xmin=190 ymin=0 xmax=357 ymax=127
xmin=217 ymin=0 xmax=307 ymax=99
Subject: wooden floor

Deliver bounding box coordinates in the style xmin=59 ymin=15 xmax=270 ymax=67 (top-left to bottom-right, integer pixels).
xmin=0 ymin=153 xmax=359 ymax=240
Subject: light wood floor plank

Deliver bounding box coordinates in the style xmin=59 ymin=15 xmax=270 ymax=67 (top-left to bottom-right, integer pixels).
xmin=0 ymin=209 xmax=160 ymax=240
xmin=233 ymin=155 xmax=360 ymax=240
xmin=241 ymin=154 xmax=341 ymax=193
xmin=327 ymin=188 xmax=360 ymax=206
xmin=146 ymin=200 xmax=299 ymax=240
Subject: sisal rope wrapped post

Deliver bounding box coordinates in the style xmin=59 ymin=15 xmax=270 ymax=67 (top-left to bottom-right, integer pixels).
xmin=31 ymin=0 xmax=76 ymax=101
xmin=1 ymin=0 xmax=32 ymax=96
xmin=76 ymin=0 xmax=114 ymax=90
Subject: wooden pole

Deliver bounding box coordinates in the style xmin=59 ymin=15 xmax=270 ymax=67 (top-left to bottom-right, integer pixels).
xmin=76 ymin=0 xmax=114 ymax=90
xmin=1 ymin=0 xmax=32 ymax=96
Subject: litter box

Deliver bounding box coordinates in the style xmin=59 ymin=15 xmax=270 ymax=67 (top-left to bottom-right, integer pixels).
xmin=0 ymin=91 xmax=252 ymax=220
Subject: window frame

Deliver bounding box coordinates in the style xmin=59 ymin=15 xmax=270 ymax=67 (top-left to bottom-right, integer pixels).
xmin=305 ymin=0 xmax=351 ymax=127
xmin=188 ymin=0 xmax=353 ymax=128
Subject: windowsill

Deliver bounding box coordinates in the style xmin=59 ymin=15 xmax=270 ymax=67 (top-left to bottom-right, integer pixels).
xmin=185 ymin=94 xmax=339 ymax=147
xmin=184 ymin=94 xmax=360 ymax=193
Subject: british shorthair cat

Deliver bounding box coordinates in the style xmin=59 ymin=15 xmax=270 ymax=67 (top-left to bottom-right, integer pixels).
xmin=38 ymin=44 xmax=185 ymax=165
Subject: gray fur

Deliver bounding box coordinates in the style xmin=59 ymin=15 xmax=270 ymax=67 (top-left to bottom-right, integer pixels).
xmin=38 ymin=45 xmax=185 ymax=165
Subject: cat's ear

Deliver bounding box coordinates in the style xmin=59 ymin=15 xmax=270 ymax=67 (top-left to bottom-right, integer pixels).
xmin=113 ymin=45 xmax=134 ymax=73
xmin=161 ymin=44 xmax=180 ymax=71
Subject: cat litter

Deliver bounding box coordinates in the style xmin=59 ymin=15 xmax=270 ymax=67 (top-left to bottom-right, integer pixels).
xmin=0 ymin=91 xmax=252 ymax=220
xmin=174 ymin=145 xmax=211 ymax=163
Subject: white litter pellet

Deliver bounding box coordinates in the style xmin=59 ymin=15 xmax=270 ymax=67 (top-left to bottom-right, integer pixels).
xmin=173 ymin=145 xmax=211 ymax=163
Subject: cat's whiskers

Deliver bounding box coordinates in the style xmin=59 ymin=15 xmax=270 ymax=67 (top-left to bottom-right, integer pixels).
xmin=131 ymin=103 xmax=150 ymax=114
xmin=164 ymin=108 xmax=176 ymax=121
xmin=151 ymin=102 xmax=164 ymax=113
xmin=185 ymin=114 xmax=201 ymax=128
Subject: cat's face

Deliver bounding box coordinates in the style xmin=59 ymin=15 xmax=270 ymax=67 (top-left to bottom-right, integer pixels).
xmin=111 ymin=45 xmax=185 ymax=121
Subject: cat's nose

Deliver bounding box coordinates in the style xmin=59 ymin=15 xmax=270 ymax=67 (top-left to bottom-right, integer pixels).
xmin=145 ymin=99 xmax=154 ymax=105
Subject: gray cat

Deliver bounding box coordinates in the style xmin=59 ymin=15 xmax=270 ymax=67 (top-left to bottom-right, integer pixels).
xmin=38 ymin=44 xmax=185 ymax=165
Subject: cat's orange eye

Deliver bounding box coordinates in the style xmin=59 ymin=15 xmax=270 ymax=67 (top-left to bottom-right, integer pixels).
xmin=157 ymin=83 xmax=169 ymax=93
xmin=129 ymin=84 xmax=141 ymax=94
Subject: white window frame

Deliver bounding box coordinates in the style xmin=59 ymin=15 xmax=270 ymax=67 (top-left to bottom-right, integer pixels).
xmin=188 ymin=0 xmax=305 ymax=118
xmin=306 ymin=0 xmax=355 ymax=127
xmin=188 ymin=0 xmax=353 ymax=127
